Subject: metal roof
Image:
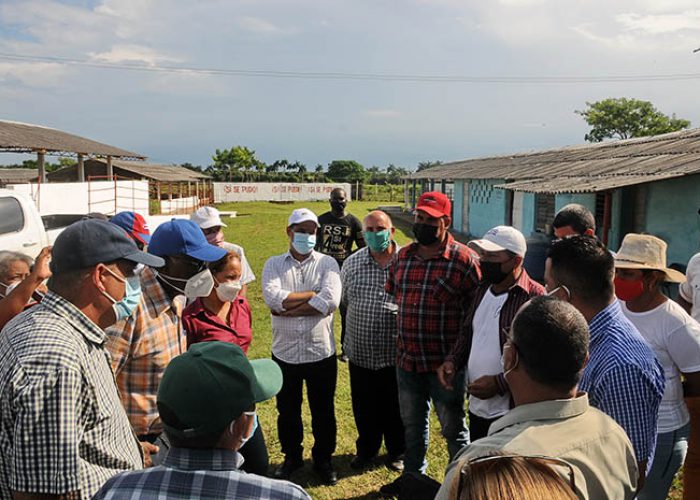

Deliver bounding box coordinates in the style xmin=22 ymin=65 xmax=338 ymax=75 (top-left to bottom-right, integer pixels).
xmin=90 ymin=158 xmax=210 ymax=182
xmin=0 ymin=119 xmax=146 ymax=160
xmin=497 ymin=173 xmax=683 ymax=194
xmin=0 ymin=168 xmax=38 ymax=184
xmin=408 ymin=127 xmax=700 ymax=181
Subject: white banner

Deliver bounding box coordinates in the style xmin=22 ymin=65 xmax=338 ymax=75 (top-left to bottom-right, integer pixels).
xmin=213 ymin=182 xmax=352 ymax=203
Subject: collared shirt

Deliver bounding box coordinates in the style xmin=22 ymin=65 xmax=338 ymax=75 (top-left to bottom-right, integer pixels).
xmin=447 ymin=269 xmax=545 ymax=369
xmin=183 ymin=296 xmax=253 ymax=353
xmin=262 ymin=250 xmax=341 ymax=364
xmin=579 ymin=300 xmax=665 ymax=465
xmin=221 ymin=241 xmax=256 ymax=285
xmin=436 ymin=394 xmax=638 ymax=500
xmin=0 ymin=292 xmax=143 ymax=499
xmin=93 ymin=447 xmax=311 ymax=500
xmin=386 ymin=232 xmax=480 ymax=373
xmin=341 ymin=243 xmax=400 ymax=370
xmin=106 ymin=266 xmax=187 ymax=436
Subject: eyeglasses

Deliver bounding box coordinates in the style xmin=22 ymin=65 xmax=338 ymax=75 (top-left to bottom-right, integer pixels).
xmin=457 ymin=454 xmax=576 ymax=498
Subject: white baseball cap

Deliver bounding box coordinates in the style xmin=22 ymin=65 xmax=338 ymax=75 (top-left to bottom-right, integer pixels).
xmin=469 ymin=226 xmax=527 ymax=257
xmin=190 ymin=206 xmax=228 ymax=229
xmin=288 ymin=208 xmax=319 ymax=227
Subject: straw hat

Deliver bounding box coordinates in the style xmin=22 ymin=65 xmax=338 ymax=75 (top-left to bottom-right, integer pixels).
xmin=614 ymin=233 xmax=685 ymax=283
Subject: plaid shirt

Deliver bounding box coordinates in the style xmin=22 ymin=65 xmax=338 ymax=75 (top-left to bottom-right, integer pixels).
xmin=93 ymin=447 xmax=311 ymax=500
xmin=341 ymin=244 xmax=400 ymax=370
xmin=447 ymin=269 xmax=545 ymax=370
xmin=386 ymin=233 xmax=480 ymax=372
xmin=579 ymin=300 xmax=665 ymax=465
xmin=0 ymin=292 xmax=143 ymax=499
xmin=106 ymin=267 xmax=187 ymax=436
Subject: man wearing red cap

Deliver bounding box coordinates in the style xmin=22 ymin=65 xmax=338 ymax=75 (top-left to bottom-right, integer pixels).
xmin=381 ymin=192 xmax=480 ymax=496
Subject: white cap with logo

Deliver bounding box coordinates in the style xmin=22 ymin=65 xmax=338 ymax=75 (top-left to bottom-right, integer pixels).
xmin=191 ymin=206 xmax=228 ymax=229
xmin=288 ymin=208 xmax=320 ymax=227
xmin=469 ymin=226 xmax=527 ymax=257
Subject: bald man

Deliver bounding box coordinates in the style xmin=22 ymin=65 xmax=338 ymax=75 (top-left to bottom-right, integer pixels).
xmin=340 ymin=211 xmax=405 ymax=473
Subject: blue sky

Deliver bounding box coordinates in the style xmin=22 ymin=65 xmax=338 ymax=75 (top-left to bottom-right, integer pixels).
xmin=1 ymin=0 xmax=699 ymax=169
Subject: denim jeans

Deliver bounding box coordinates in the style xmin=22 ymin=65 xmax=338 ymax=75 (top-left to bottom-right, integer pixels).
xmin=639 ymin=422 xmax=690 ymax=500
xmin=397 ymin=367 xmax=469 ymax=474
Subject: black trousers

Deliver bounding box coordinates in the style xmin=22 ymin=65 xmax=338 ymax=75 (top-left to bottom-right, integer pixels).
xmin=272 ymin=354 xmax=337 ymax=464
xmin=468 ymin=411 xmax=500 ymax=442
xmin=349 ymin=362 xmax=406 ymax=459
xmin=339 ymin=301 xmax=348 ymax=352
xmin=239 ymin=421 xmax=269 ymax=476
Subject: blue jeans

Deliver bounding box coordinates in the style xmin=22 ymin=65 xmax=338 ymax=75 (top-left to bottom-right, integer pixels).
xmin=639 ymin=421 xmax=690 ymax=500
xmin=397 ymin=367 xmax=469 ymax=474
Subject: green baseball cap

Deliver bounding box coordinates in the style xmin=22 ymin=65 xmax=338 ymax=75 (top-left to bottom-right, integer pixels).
xmin=157 ymin=341 xmax=282 ymax=439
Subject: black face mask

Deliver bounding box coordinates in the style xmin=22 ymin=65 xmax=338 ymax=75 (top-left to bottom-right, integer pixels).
xmin=413 ymin=222 xmax=440 ymax=245
xmin=330 ymin=200 xmax=347 ymax=212
xmin=480 ymin=260 xmax=510 ymax=284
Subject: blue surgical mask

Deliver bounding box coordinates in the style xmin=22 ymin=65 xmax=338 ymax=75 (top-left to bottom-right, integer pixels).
xmin=292 ymin=232 xmax=316 ymax=255
xmin=102 ymin=267 xmax=142 ymax=321
xmin=364 ymin=229 xmax=391 ymax=252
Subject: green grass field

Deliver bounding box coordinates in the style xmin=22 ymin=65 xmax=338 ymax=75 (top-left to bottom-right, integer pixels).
xmin=217 ymin=200 xmax=450 ymax=499
xmin=216 ymin=200 xmax=684 ymax=500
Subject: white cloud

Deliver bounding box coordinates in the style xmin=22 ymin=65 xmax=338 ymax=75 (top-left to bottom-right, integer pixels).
xmin=616 ymin=11 xmax=700 ymax=35
xmin=236 ymin=16 xmax=291 ymax=35
xmin=0 ymin=61 xmax=68 ymax=87
xmin=89 ymin=45 xmax=182 ymax=66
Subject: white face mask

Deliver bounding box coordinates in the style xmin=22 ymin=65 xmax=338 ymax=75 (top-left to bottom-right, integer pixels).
xmin=215 ymin=278 xmax=242 ymax=302
xmin=155 ymin=268 xmax=213 ymax=298
xmin=230 ymin=411 xmax=257 ymax=447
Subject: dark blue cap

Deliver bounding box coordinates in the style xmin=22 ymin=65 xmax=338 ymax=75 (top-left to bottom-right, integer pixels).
xmin=148 ymin=219 xmax=227 ymax=262
xmin=50 ymin=219 xmax=165 ymax=274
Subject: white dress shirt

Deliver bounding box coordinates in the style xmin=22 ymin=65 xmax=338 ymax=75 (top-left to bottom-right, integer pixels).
xmin=262 ymin=250 xmax=341 ymax=364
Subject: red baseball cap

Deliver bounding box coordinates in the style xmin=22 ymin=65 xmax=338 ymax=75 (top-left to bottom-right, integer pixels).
xmin=416 ymin=192 xmax=451 ymax=218
xmin=110 ymin=211 xmax=151 ymax=245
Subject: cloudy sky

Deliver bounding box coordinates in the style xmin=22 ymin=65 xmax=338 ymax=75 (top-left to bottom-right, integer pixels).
xmin=1 ymin=0 xmax=699 ymax=169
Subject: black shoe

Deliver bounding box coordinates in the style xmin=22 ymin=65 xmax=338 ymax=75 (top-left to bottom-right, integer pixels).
xmin=386 ymin=454 xmax=404 ymax=472
xmin=350 ymin=454 xmax=375 ymax=470
xmin=379 ymin=475 xmax=404 ymax=498
xmin=313 ymin=461 xmax=338 ymax=485
xmin=274 ymin=457 xmax=304 ymax=480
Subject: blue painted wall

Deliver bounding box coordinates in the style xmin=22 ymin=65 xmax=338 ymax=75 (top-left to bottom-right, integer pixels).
xmin=644 ymin=175 xmax=700 ymax=266
xmin=469 ymin=179 xmax=508 ymax=237
xmin=452 ymin=181 xmax=464 ymax=234
xmin=555 ymin=193 xmax=596 ymax=213
xmin=521 ymin=193 xmax=536 ymax=237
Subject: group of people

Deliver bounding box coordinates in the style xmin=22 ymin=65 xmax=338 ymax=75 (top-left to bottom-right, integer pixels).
xmin=0 ymin=189 xmax=699 ymax=500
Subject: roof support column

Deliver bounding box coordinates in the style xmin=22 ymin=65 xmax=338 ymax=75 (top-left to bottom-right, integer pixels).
xmin=412 ymin=179 xmax=417 ymax=208
xmin=77 ymin=154 xmax=85 ymax=182
xmin=37 ymin=151 xmax=46 ymax=183
xmin=106 ymin=156 xmax=113 ymax=179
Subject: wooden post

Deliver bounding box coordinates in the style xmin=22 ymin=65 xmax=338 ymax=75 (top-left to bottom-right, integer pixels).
xmin=106 ymin=156 xmax=114 ymax=179
xmin=37 ymin=151 xmax=46 ymax=183
xmin=77 ymin=154 xmax=85 ymax=182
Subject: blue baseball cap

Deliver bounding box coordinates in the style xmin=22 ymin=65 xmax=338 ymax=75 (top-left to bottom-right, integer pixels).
xmin=148 ymin=219 xmax=227 ymax=262
xmin=110 ymin=211 xmax=151 ymax=245
xmin=51 ymin=219 xmax=164 ymax=274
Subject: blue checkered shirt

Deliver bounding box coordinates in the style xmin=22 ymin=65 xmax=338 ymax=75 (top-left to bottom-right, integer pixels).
xmin=93 ymin=447 xmax=312 ymax=499
xmin=579 ymin=300 xmax=665 ymax=465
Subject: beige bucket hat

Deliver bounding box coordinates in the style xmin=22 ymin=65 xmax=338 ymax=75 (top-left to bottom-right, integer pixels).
xmin=614 ymin=233 xmax=686 ymax=283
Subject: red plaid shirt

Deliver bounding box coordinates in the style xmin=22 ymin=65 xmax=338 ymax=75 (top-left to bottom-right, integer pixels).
xmin=386 ymin=233 xmax=480 ymax=373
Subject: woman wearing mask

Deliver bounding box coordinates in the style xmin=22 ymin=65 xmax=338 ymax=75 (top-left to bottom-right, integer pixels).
xmin=190 ymin=206 xmax=256 ymax=296
xmin=182 ymin=250 xmax=269 ymax=475
xmin=614 ymin=233 xmax=700 ymax=500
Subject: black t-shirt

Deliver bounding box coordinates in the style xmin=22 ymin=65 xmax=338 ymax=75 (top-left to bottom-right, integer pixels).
xmin=316 ymin=211 xmax=363 ymax=267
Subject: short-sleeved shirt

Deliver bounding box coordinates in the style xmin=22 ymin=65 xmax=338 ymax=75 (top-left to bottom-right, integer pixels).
xmin=435 ymin=394 xmax=638 ymax=500
xmin=183 ymin=296 xmax=253 ymax=353
xmin=0 ymin=292 xmax=143 ymax=499
xmin=221 ymin=241 xmax=256 ymax=285
xmin=93 ymin=447 xmax=311 ymax=500
xmin=341 ymin=244 xmax=400 ymax=370
xmin=386 ymin=233 xmax=480 ymax=373
xmin=621 ymin=299 xmax=700 ymax=433
xmin=316 ymin=211 xmax=363 ymax=267
xmin=579 ymin=300 xmax=665 ymax=465
xmin=106 ymin=266 xmax=187 ymax=436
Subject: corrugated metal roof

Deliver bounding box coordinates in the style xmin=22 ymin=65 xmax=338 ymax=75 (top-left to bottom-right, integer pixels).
xmin=497 ymin=173 xmax=683 ymax=194
xmin=0 ymin=119 xmax=146 ymax=159
xmin=408 ymin=127 xmax=700 ymax=181
xmin=93 ymin=158 xmax=210 ymax=182
xmin=0 ymin=168 xmax=38 ymax=184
